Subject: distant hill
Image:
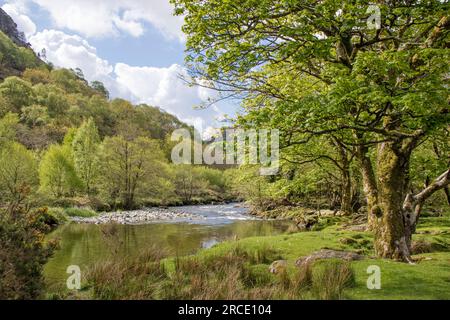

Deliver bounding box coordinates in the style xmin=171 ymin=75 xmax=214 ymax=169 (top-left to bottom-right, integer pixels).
xmin=0 ymin=9 xmax=190 ymax=152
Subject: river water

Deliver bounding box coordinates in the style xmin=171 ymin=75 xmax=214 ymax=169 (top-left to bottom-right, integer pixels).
xmin=44 ymin=203 xmax=295 ymax=288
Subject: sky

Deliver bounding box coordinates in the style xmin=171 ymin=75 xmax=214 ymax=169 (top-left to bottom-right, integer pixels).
xmin=1 ymin=0 xmax=240 ymax=137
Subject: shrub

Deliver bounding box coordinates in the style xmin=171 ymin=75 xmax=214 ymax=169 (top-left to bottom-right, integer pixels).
xmin=39 ymin=207 xmax=67 ymax=227
xmin=0 ymin=207 xmax=57 ymax=299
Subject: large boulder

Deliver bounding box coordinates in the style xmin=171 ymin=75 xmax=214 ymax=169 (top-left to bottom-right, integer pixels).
xmin=295 ymin=249 xmax=364 ymax=267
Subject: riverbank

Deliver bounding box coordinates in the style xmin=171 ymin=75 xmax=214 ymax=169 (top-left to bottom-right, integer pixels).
xmin=48 ymin=210 xmax=450 ymax=300
xmin=43 ymin=200 xmax=247 ymax=227
xmin=70 ymin=208 xmax=207 ymax=224
xmin=249 ymin=204 xmax=364 ymax=232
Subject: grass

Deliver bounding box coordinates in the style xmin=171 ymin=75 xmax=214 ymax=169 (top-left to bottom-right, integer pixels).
xmin=47 ymin=211 xmax=450 ymax=300
xmin=75 ymin=243 xmax=356 ymax=300
xmin=63 ymin=207 xmax=98 ymax=218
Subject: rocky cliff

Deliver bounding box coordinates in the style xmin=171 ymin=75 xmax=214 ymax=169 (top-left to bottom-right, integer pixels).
xmin=0 ymin=8 xmax=30 ymax=48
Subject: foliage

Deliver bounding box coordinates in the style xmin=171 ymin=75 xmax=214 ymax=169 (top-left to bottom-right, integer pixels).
xmin=0 ymin=112 xmax=18 ymax=145
xmin=20 ymin=104 xmax=49 ymax=127
xmin=0 ymin=142 xmax=38 ymax=208
xmin=39 ymin=143 xmax=82 ymax=197
xmin=98 ymin=136 xmax=169 ymax=209
xmin=72 ymin=118 xmax=100 ymax=195
xmin=0 ymin=76 xmax=34 ymax=112
xmin=0 ymin=207 xmax=57 ymax=299
xmin=175 ymin=0 xmax=450 ymax=259
xmin=0 ymin=31 xmax=41 ymax=72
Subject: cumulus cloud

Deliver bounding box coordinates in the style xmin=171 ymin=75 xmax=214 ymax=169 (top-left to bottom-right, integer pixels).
xmin=1 ymin=2 xmax=36 ymax=38
xmin=29 ymin=30 xmax=113 ymax=81
xmin=115 ymin=63 xmax=225 ymax=130
xmin=29 ymin=0 xmax=184 ymax=40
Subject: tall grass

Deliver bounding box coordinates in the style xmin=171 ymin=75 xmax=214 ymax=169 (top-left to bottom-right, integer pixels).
xmin=311 ymin=260 xmax=355 ymax=300
xmin=83 ymin=244 xmax=355 ymax=300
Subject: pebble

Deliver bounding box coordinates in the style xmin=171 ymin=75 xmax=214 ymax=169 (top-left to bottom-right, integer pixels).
xmin=70 ymin=208 xmax=206 ymax=225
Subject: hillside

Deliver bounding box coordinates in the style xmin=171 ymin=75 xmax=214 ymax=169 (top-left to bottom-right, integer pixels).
xmin=0 ymin=9 xmax=42 ymax=79
xmin=0 ymin=11 xmax=188 ymax=149
xmin=0 ymin=9 xmax=234 ymax=223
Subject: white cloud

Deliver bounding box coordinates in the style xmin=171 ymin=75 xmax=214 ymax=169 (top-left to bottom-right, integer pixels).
xmin=29 ymin=30 xmax=114 ymax=81
xmin=115 ymin=63 xmax=224 ymax=129
xmin=29 ymin=0 xmax=184 ymax=41
xmin=113 ymin=14 xmax=144 ymax=38
xmin=2 ymin=2 xmax=36 ymax=38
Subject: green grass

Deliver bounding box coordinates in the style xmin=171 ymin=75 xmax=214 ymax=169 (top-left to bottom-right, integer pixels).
xmin=64 ymin=207 xmax=97 ymax=218
xmin=48 ymin=213 xmax=450 ymax=300
xmin=184 ymin=215 xmax=450 ymax=300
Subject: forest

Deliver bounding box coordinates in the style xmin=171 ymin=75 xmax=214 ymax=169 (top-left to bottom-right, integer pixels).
xmin=0 ymin=0 xmax=449 ymax=301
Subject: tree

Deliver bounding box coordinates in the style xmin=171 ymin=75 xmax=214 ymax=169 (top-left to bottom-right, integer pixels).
xmin=23 ymin=68 xmax=51 ymax=85
xmin=174 ymin=0 xmax=450 ymax=260
xmin=34 ymin=84 xmax=70 ymax=117
xmin=0 ymin=142 xmax=38 ymax=210
xmin=39 ymin=144 xmax=81 ymax=198
xmin=91 ymin=80 xmax=110 ymax=99
xmin=173 ymin=165 xmax=209 ymax=203
xmin=99 ymin=136 xmax=168 ymax=209
xmin=0 ymin=112 xmax=18 ymax=147
xmin=72 ymin=118 xmax=100 ymax=195
xmin=20 ymin=104 xmax=49 ymax=127
xmin=0 ymin=76 xmax=34 ymax=113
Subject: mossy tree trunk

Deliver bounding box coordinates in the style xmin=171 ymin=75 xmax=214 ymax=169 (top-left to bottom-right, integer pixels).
xmin=356 ymin=144 xmax=379 ymax=230
xmin=373 ymin=141 xmax=413 ymax=261
xmin=371 ymin=139 xmax=449 ymax=262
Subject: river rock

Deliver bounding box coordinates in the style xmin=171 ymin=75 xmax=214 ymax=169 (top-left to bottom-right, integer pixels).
xmin=269 ymin=260 xmax=288 ymax=274
xmin=70 ymin=207 xmax=206 ymax=225
xmin=295 ymin=249 xmax=364 ymax=267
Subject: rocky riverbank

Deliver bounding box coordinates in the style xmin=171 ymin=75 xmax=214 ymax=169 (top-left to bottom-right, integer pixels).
xmin=70 ymin=208 xmax=206 ymax=225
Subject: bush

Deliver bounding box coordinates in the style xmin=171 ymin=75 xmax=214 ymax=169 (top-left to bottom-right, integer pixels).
xmin=46 ymin=207 xmax=68 ymax=224
xmin=38 ymin=207 xmax=67 ymax=228
xmin=0 ymin=207 xmax=57 ymax=299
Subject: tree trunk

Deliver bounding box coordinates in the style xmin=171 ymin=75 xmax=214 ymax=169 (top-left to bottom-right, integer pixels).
xmin=403 ymin=169 xmax=450 ymax=233
xmin=333 ymin=137 xmax=353 ymax=215
xmin=340 ymin=166 xmax=352 ymax=215
xmin=356 ymin=145 xmax=380 ymax=230
xmin=374 ymin=142 xmax=412 ymax=262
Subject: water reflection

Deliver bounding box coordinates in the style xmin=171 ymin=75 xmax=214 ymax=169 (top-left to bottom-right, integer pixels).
xmin=44 ymin=205 xmax=295 ymax=287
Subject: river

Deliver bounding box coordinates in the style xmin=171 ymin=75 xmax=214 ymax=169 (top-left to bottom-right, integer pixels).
xmin=44 ymin=203 xmax=295 ymax=289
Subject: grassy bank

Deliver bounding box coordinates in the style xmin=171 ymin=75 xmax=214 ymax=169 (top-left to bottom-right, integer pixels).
xmin=48 ymin=211 xmax=450 ymax=300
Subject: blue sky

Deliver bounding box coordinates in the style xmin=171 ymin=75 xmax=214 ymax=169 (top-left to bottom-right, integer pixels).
xmin=1 ymin=0 xmax=240 ymax=137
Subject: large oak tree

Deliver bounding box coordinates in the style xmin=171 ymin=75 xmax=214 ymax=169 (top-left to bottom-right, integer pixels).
xmin=173 ymin=0 xmax=450 ymax=261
